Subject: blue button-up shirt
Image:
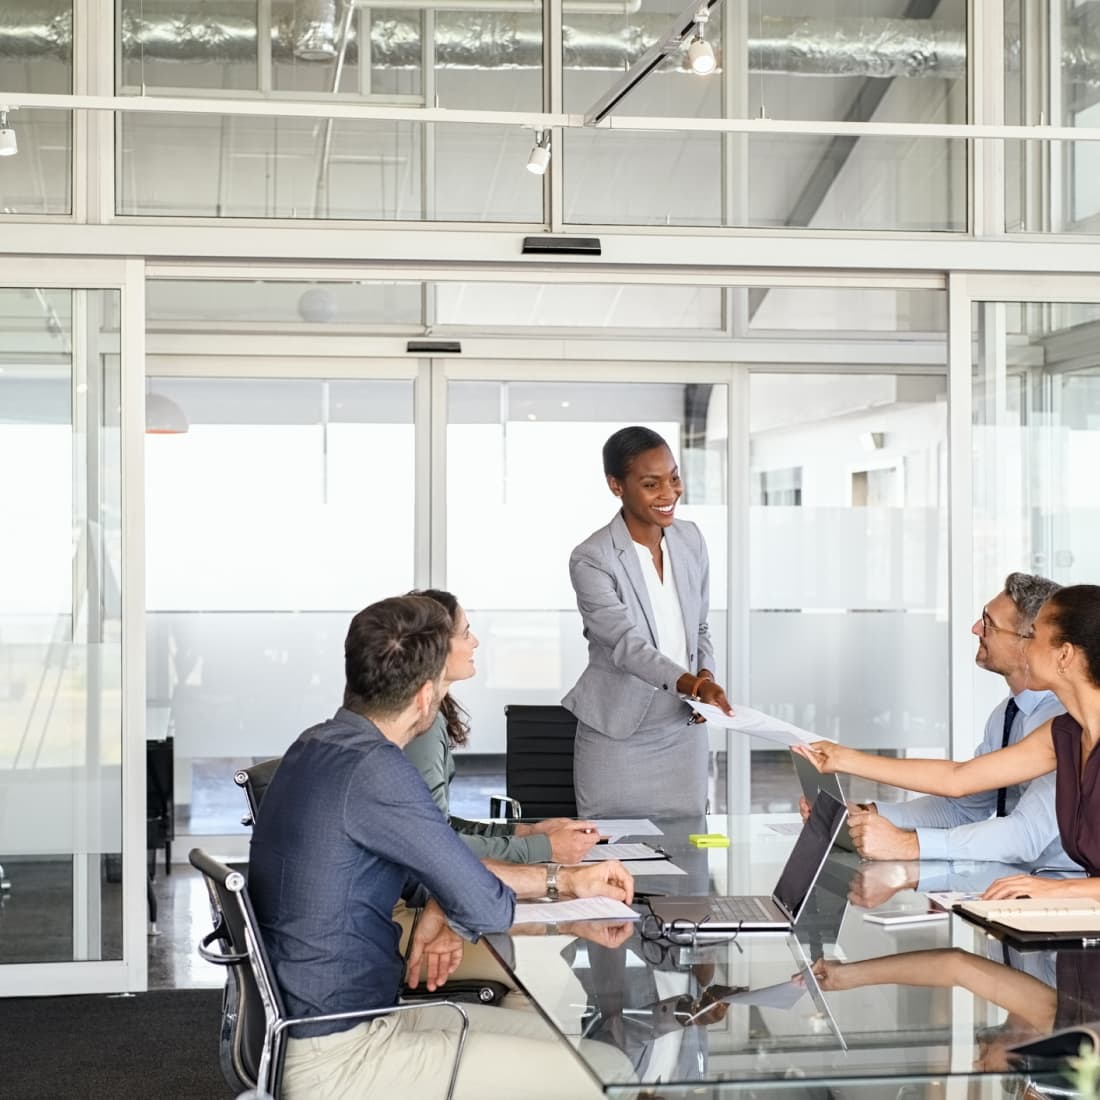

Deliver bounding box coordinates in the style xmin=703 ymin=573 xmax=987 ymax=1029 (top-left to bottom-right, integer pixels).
xmin=877 ymin=690 xmax=1073 ymax=867
xmin=249 ymin=707 xmax=516 ymax=1037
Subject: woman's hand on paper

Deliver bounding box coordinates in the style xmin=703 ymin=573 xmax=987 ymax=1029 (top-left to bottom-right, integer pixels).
xmin=981 ymin=874 xmax=1065 ymax=900
xmin=794 ymin=741 xmax=848 ymax=774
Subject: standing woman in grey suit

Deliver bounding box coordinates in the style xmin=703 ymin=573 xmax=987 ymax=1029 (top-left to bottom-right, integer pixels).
xmin=563 ymin=426 xmax=734 ymax=817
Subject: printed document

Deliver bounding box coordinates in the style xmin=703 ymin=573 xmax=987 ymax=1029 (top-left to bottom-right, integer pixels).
xmin=691 ymin=702 xmax=834 ymax=749
xmin=512 ymin=897 xmax=640 ymax=925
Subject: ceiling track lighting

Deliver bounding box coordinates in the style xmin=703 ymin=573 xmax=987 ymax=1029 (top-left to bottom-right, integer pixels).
xmin=526 ymin=129 xmax=551 ymax=175
xmin=0 ymin=106 xmax=17 ymax=157
xmin=686 ymin=8 xmax=716 ymax=75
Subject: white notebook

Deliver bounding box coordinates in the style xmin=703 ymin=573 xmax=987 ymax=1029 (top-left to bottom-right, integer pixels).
xmin=957 ymin=897 xmax=1100 ymax=934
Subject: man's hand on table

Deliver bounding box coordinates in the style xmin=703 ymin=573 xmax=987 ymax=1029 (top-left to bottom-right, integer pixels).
xmin=848 ymin=807 xmax=919 ymax=860
xmin=560 ymin=860 xmax=634 ymax=905
xmin=405 ymin=899 xmax=464 ymax=992
xmin=848 ymin=860 xmax=919 ymax=909
xmin=514 ymin=818 xmax=603 ymax=863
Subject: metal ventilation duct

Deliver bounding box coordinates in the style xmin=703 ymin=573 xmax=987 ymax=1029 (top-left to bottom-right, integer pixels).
xmin=2 ymin=3 xmax=1091 ymax=82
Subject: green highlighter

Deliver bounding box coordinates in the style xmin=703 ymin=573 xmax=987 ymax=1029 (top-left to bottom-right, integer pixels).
xmin=688 ymin=833 xmax=730 ymax=848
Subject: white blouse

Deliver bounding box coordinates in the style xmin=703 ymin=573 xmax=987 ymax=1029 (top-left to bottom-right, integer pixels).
xmin=632 ymin=536 xmax=689 ymax=670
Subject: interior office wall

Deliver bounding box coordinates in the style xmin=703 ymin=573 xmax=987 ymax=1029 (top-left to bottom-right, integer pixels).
xmin=0 ymin=286 xmax=125 ymax=966
xmin=140 ymin=280 xmax=950 ymax=836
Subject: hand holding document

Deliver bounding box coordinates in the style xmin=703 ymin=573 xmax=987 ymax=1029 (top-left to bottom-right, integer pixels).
xmin=690 ymin=701 xmax=835 ymax=750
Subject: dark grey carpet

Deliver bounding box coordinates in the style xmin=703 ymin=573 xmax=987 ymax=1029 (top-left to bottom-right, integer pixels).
xmin=1 ymin=987 xmax=231 ymax=1099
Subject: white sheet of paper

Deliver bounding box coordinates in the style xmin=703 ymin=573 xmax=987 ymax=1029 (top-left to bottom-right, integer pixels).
xmin=512 ymin=897 xmax=640 ymax=925
xmin=623 ymin=859 xmax=686 ymax=876
xmin=591 ymin=818 xmax=663 ymax=840
xmin=691 ymin=702 xmax=834 ymax=749
xmin=718 ymin=980 xmax=807 ymax=1010
xmin=582 ymin=843 xmax=663 ymax=862
xmin=925 ymin=890 xmax=983 ymax=910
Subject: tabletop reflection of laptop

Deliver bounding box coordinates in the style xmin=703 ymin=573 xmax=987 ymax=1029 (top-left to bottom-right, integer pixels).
xmin=647 ymin=791 xmax=848 ymax=936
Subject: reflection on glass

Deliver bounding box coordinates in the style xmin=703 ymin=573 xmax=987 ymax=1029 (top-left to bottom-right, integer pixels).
xmin=144 ymin=378 xmax=416 ymax=836
xmin=145 ymin=279 xmax=424 ymax=327
xmin=447 ymin=380 xmax=728 ymax=756
xmin=749 ymin=372 xmax=948 ymax=752
xmin=565 ymin=132 xmax=966 ymax=231
xmin=1005 ymin=1 xmax=1100 ymax=231
xmin=117 ymin=114 xmax=542 ymax=222
xmin=0 ymin=287 xmax=123 ymax=964
xmin=972 ymin=299 xmax=1100 ymax=730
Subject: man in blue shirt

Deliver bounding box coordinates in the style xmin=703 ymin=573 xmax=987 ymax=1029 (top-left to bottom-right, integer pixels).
xmin=250 ymin=595 xmax=634 ymax=1100
xmin=842 ymin=573 xmax=1073 ymax=866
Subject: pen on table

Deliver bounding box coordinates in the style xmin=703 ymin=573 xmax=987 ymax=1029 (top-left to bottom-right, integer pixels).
xmin=633 ymin=891 xmax=668 ymax=900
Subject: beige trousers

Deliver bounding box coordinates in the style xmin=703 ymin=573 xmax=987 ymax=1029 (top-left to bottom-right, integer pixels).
xmin=282 ymin=1001 xmax=633 ymax=1100
xmin=393 ymin=903 xmax=517 ymax=991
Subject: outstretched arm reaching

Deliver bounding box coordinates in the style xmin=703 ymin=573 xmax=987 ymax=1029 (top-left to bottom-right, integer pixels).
xmin=795 ymin=721 xmax=1058 ymax=799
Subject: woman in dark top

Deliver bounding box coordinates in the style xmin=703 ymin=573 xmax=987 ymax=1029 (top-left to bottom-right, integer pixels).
xmin=799 ymin=584 xmax=1100 ymax=898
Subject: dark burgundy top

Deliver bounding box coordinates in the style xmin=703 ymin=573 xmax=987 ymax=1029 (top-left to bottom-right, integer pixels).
xmin=1051 ymin=712 xmax=1100 ymax=876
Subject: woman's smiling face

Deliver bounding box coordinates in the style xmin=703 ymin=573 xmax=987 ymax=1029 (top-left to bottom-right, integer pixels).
xmin=608 ymin=444 xmax=682 ymax=532
xmin=444 ymin=605 xmax=479 ymax=683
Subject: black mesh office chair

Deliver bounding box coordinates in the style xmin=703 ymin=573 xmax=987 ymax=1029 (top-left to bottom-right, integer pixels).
xmin=503 ymin=705 xmax=578 ymax=818
xmin=190 ymin=847 xmax=469 ymax=1099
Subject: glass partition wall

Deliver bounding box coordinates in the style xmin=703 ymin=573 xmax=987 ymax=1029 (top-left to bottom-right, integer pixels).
xmin=142 ymin=277 xmax=948 ymax=845
xmin=0 ymin=270 xmax=144 ymax=997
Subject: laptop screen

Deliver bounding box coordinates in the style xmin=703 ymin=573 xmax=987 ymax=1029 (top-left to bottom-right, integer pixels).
xmin=772 ymin=790 xmax=847 ymax=922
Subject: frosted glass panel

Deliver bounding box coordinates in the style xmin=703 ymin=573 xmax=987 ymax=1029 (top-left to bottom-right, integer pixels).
xmin=0 ymin=288 xmax=124 ymax=965
xmin=748 ymin=371 xmax=948 ymax=757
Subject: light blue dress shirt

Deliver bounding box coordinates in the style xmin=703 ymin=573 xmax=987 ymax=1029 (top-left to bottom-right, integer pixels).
xmin=876 ymin=690 xmax=1074 ymax=867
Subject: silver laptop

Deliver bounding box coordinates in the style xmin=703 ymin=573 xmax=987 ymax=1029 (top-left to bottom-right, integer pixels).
xmin=792 ymin=750 xmax=856 ymax=852
xmin=647 ymin=790 xmax=848 ymax=935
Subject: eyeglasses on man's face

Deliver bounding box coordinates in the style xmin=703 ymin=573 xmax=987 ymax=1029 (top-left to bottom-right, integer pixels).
xmin=979 ymin=608 xmax=1033 ymax=640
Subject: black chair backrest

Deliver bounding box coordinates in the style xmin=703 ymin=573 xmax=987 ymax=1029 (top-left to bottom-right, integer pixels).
xmin=146 ymin=737 xmax=173 ymax=823
xmin=190 ymin=847 xmax=283 ymax=1094
xmin=504 ymin=705 xmax=578 ymax=818
xmin=234 ymin=757 xmax=282 ymax=827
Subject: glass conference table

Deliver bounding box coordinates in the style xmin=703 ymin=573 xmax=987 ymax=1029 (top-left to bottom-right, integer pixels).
xmin=483 ymin=814 xmax=1097 ymax=1099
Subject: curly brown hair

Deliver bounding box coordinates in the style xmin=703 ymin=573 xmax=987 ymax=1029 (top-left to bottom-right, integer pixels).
xmin=407 ymin=588 xmax=471 ymax=747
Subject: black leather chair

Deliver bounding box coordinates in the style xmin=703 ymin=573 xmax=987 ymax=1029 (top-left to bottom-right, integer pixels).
xmin=234 ymin=757 xmax=282 ymax=828
xmin=190 ymin=847 xmax=469 ymax=1099
xmin=147 ymin=737 xmax=174 ymax=876
xmin=503 ymin=705 xmax=578 ymax=818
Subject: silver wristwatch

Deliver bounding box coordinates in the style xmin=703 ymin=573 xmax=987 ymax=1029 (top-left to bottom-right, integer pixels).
xmin=545 ymin=862 xmax=561 ymax=899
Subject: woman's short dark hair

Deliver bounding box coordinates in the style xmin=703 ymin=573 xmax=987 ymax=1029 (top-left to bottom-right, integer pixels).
xmin=1044 ymin=584 xmax=1100 ymax=688
xmin=343 ymin=596 xmax=451 ymax=717
xmin=602 ymin=426 xmax=670 ymax=480
xmin=409 ymin=588 xmax=470 ymax=748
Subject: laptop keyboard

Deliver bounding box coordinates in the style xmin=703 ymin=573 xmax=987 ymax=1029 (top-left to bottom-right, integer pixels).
xmin=710 ymin=896 xmax=779 ymax=923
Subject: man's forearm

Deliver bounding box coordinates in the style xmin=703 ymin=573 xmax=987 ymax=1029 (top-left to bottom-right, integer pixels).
xmin=484 ymin=859 xmax=550 ymax=899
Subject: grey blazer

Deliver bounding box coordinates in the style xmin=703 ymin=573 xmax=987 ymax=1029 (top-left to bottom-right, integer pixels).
xmin=562 ymin=511 xmax=715 ymax=740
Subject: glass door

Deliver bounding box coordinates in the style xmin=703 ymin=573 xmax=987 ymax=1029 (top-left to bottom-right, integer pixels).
xmin=0 ymin=262 xmax=145 ymax=995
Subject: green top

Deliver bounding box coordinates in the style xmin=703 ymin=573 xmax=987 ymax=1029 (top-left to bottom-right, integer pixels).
xmin=403 ymin=713 xmax=552 ymax=864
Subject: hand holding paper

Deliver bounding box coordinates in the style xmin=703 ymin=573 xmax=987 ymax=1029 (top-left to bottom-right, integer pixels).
xmin=690 ymin=701 xmax=835 ymax=750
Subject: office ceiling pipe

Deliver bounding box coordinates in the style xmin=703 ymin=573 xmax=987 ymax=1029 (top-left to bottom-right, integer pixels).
xmin=293 ymin=0 xmax=339 ymax=60
xmin=7 ymin=4 xmax=1097 ymax=83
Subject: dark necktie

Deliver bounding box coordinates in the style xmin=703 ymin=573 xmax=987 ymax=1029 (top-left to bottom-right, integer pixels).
xmin=995 ymin=698 xmax=1020 ymax=817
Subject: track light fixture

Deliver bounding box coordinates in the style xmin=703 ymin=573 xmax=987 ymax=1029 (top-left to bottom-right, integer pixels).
xmin=685 ymin=8 xmax=716 ymax=75
xmin=526 ymin=129 xmax=551 ymax=175
xmin=0 ymin=107 xmax=16 ymax=157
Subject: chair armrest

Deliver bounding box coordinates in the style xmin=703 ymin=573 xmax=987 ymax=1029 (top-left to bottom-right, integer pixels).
xmin=488 ymin=794 xmax=523 ymax=820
